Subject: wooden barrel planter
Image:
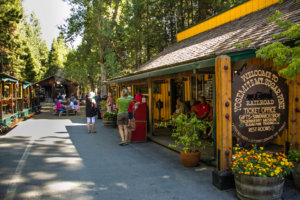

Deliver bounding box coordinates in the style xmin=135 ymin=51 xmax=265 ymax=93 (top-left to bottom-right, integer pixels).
xmin=102 ymin=118 xmax=117 ymax=128
xmin=180 ymin=151 xmax=201 ymax=167
xmin=234 ymin=175 xmax=284 ymax=200
xmin=292 ymin=162 xmax=300 ymax=190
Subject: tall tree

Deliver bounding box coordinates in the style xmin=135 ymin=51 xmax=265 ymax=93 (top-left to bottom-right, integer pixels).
xmin=45 ymin=33 xmax=69 ymax=77
xmin=62 ymin=0 xmax=244 ymax=93
xmin=0 ymin=0 xmax=23 ymax=74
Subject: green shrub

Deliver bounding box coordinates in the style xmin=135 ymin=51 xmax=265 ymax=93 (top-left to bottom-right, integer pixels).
xmin=288 ymin=150 xmax=300 ymax=164
xmin=103 ymin=112 xmax=117 ymax=120
xmin=168 ymin=114 xmax=211 ymax=153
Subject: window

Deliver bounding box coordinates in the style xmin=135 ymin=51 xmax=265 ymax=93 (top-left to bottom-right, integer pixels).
xmin=4 ymin=84 xmax=10 ymax=99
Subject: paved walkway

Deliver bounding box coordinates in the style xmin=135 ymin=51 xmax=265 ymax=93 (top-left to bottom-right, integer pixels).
xmin=0 ymin=117 xmax=299 ymax=199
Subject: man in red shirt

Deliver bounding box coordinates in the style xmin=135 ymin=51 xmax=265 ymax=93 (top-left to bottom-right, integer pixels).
xmin=196 ymin=97 xmax=209 ymax=119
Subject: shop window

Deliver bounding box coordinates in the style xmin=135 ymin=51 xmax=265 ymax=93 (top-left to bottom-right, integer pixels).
xmin=110 ymin=86 xmax=117 ymax=99
xmin=15 ymin=84 xmax=22 ymax=99
xmin=190 ymin=74 xmax=213 ymax=101
xmin=3 ymin=84 xmax=10 ymax=99
xmin=135 ymin=85 xmax=148 ymax=96
xmin=154 ymin=83 xmax=161 ymax=94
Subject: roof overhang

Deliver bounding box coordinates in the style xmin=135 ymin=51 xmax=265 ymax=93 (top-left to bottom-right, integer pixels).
xmin=106 ymin=49 xmax=256 ymax=84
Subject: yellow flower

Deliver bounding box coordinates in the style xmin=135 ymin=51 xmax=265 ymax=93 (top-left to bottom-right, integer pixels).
xmin=258 ymin=172 xmax=262 ymax=176
xmin=271 ymin=172 xmax=274 ymax=176
xmin=260 ymin=147 xmax=264 ymax=150
xmin=280 ymin=162 xmax=284 ymax=166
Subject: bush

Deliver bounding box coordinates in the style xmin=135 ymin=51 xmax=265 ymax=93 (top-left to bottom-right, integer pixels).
xmin=168 ymin=114 xmax=211 ymax=153
xmin=288 ymin=150 xmax=300 ymax=164
xmin=103 ymin=112 xmax=117 ymax=120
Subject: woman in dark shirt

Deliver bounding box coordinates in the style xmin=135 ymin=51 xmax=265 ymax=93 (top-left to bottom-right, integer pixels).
xmin=86 ymin=92 xmax=97 ymax=133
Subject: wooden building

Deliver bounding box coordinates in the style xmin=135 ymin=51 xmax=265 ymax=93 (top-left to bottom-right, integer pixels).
xmin=0 ymin=74 xmax=39 ymax=127
xmin=36 ymin=75 xmax=78 ymax=101
xmin=107 ymin=0 xmax=300 ymax=188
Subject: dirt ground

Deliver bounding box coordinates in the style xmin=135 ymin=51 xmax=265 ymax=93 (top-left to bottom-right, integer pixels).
xmin=32 ymin=102 xmax=86 ymax=120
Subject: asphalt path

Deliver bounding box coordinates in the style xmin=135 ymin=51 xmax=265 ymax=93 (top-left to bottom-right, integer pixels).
xmin=0 ymin=118 xmax=299 ymax=200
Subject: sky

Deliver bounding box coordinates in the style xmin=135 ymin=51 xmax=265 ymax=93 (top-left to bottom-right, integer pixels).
xmin=22 ymin=0 xmax=81 ymax=49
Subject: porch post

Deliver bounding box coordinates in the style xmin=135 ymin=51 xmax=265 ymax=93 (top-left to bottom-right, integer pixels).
xmin=148 ymin=78 xmax=153 ymax=136
xmin=213 ymin=55 xmax=233 ymax=190
xmin=215 ymin=55 xmax=232 ymax=171
xmin=289 ymin=74 xmax=300 ymax=150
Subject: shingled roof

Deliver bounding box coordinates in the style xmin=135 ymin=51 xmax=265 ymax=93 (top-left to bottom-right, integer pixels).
xmin=110 ymin=0 xmax=300 ymax=81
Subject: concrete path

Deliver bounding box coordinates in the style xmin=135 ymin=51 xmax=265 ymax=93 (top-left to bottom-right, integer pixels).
xmin=0 ymin=118 xmax=299 ymax=200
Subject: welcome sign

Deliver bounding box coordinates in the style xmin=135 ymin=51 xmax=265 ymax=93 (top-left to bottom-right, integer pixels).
xmin=232 ymin=66 xmax=288 ymax=144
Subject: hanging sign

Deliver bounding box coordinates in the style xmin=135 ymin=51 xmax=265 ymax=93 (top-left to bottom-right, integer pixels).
xmin=232 ymin=66 xmax=288 ymax=144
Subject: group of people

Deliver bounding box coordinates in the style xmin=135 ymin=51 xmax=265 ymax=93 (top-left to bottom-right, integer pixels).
xmin=115 ymin=89 xmax=143 ymax=146
xmin=85 ymin=89 xmax=144 ymax=145
xmin=53 ymin=93 xmax=80 ymax=117
xmin=173 ymin=96 xmax=213 ymax=121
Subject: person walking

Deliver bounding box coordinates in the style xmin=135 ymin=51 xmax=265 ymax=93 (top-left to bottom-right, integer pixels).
xmin=86 ymin=92 xmax=97 ymax=133
xmin=116 ymin=88 xmax=131 ymax=145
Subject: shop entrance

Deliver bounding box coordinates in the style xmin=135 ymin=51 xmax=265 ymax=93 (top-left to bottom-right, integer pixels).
xmin=170 ymin=78 xmax=185 ymax=114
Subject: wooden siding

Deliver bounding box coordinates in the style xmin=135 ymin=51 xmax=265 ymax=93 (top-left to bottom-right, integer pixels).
xmin=177 ymin=0 xmax=279 ymax=42
xmin=153 ymin=80 xmax=171 ymax=121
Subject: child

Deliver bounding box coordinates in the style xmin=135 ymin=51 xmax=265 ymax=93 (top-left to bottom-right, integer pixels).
xmin=127 ymin=96 xmax=136 ymax=143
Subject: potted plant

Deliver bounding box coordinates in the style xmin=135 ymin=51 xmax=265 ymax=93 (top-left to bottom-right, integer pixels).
xmin=232 ymin=145 xmax=294 ymax=200
xmin=99 ymin=100 xmax=107 ymax=117
xmin=288 ymin=150 xmax=300 ymax=190
xmin=102 ymin=112 xmax=117 ymax=127
xmin=169 ymin=114 xmax=210 ymax=167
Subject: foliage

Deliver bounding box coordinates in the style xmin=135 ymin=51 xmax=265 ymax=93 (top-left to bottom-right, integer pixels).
xmin=0 ymin=1 xmax=49 ymax=82
xmin=256 ymin=4 xmax=300 ymax=79
xmin=232 ymin=145 xmax=294 ymax=178
xmin=0 ymin=0 xmax=23 ymax=74
xmin=44 ymin=33 xmax=69 ymax=78
xmin=103 ymin=112 xmax=117 ymax=120
xmin=288 ymin=150 xmax=300 ymax=164
xmin=99 ymin=100 xmax=106 ymax=107
xmin=234 ymin=40 xmax=252 ymax=48
xmin=62 ymin=0 xmax=245 ymax=93
xmin=168 ymin=114 xmax=210 ymax=153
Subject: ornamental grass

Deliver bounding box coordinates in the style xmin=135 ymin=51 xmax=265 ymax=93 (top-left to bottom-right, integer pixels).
xmin=232 ymin=145 xmax=294 ymax=178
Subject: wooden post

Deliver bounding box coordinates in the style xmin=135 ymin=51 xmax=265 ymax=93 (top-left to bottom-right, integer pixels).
xmin=289 ymin=74 xmax=300 ymax=150
xmin=215 ymin=55 xmax=232 ymax=172
xmin=148 ymin=78 xmax=153 ymax=136
xmin=10 ymin=83 xmax=13 ymax=114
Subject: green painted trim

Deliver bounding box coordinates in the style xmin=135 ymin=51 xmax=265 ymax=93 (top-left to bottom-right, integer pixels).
xmin=23 ymin=83 xmax=32 ymax=89
xmin=228 ymin=49 xmax=256 ymax=62
xmin=107 ymin=58 xmax=215 ymax=84
xmin=2 ymin=78 xmax=18 ymax=83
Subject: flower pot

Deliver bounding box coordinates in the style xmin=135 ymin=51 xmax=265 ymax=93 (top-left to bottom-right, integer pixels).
xmin=102 ymin=118 xmax=117 ymax=128
xmin=234 ymin=175 xmax=284 ymax=200
xmin=292 ymin=162 xmax=300 ymax=190
xmin=180 ymin=151 xmax=201 ymax=167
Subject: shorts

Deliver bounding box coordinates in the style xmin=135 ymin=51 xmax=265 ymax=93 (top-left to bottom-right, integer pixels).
xmin=117 ymin=113 xmax=129 ymax=125
xmin=128 ymin=112 xmax=134 ymax=119
xmin=87 ymin=116 xmax=95 ymax=123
